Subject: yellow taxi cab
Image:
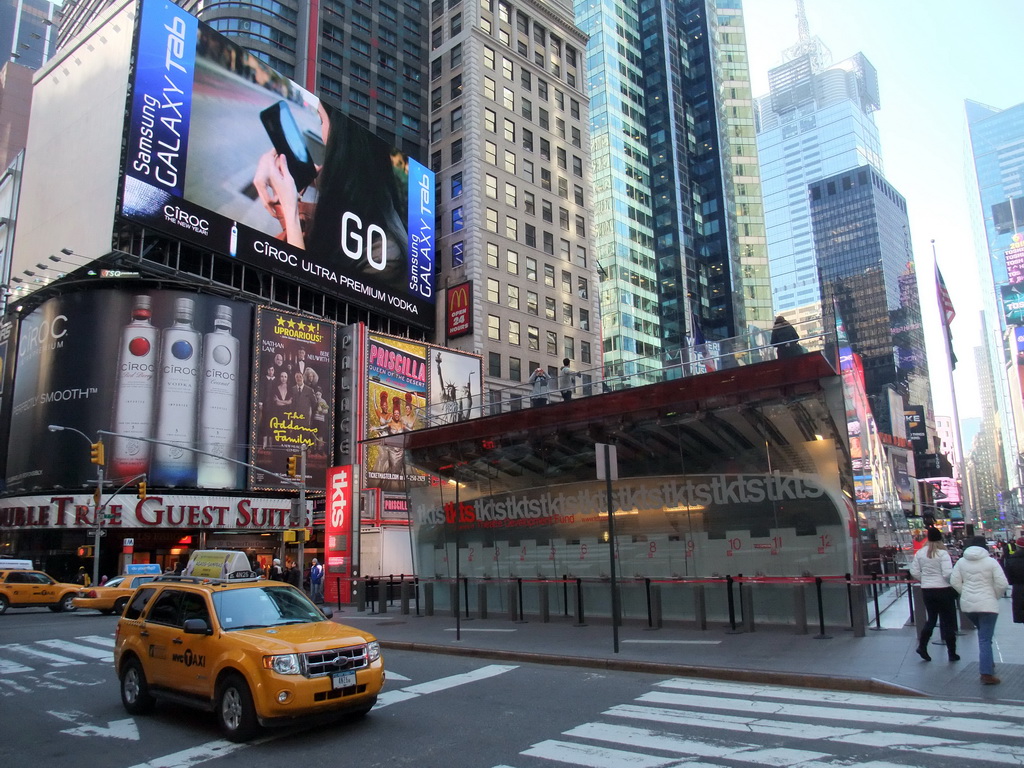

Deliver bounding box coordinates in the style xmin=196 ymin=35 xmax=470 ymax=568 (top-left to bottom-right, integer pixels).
xmin=0 ymin=560 xmax=82 ymax=614
xmin=74 ymin=566 xmax=162 ymax=614
xmin=114 ymin=550 xmax=384 ymax=742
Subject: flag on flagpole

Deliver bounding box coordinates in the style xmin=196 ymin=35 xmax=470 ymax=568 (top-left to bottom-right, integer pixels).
xmin=935 ymin=261 xmax=957 ymax=369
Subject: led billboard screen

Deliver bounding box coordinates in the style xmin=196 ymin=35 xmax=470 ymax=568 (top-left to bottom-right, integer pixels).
xmin=6 ymin=289 xmax=253 ymax=492
xmin=120 ymin=0 xmax=435 ymax=328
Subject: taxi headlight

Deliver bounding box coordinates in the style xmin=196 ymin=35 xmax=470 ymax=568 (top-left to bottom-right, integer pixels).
xmin=366 ymin=641 xmax=381 ymax=663
xmin=263 ymin=653 xmax=301 ymax=675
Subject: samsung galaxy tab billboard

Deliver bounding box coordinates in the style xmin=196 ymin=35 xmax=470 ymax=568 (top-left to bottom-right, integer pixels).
xmin=120 ymin=0 xmax=435 ymax=328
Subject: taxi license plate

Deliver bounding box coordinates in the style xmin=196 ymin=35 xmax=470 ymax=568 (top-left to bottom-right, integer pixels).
xmin=332 ymin=671 xmax=356 ymax=689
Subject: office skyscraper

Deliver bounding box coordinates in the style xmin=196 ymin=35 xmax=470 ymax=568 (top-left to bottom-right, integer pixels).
xmin=575 ymin=0 xmax=772 ymax=376
xmin=754 ymin=12 xmax=882 ymax=322
xmin=809 ymin=165 xmax=931 ymax=435
xmin=428 ymin=0 xmax=603 ymax=404
xmin=965 ymin=98 xmax=1024 ymax=489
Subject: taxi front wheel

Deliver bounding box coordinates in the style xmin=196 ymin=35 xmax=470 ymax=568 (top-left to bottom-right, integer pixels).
xmin=216 ymin=673 xmax=259 ymax=743
xmin=120 ymin=658 xmax=155 ymax=715
xmin=0 ymin=595 xmax=8 ymax=615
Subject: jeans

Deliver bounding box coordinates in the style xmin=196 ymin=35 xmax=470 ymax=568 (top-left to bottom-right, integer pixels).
xmin=920 ymin=587 xmax=958 ymax=648
xmin=311 ymin=580 xmax=324 ymax=603
xmin=966 ymin=611 xmax=998 ymax=674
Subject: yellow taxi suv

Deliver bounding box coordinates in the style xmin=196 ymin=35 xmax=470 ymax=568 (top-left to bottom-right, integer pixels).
xmin=74 ymin=572 xmax=160 ymax=614
xmin=0 ymin=560 xmax=82 ymax=614
xmin=113 ymin=550 xmax=384 ymax=742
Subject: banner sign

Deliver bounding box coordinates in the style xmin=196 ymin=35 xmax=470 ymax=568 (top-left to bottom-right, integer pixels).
xmin=446 ymin=281 xmax=472 ymax=339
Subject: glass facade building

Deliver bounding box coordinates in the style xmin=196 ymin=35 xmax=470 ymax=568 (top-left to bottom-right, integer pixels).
xmin=755 ymin=51 xmax=883 ymax=320
xmin=575 ymin=0 xmax=772 ymax=377
xmin=965 ymin=99 xmax=1024 ymax=486
xmin=809 ymin=165 xmax=931 ymax=435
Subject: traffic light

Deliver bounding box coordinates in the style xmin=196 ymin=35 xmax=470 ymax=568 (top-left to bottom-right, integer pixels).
xmin=77 ymin=545 xmax=94 ymax=558
xmin=282 ymin=529 xmax=311 ymax=543
xmin=137 ymin=481 xmax=147 ymax=500
xmin=286 ymin=455 xmax=299 ymax=477
xmin=90 ymin=441 xmax=105 ymax=466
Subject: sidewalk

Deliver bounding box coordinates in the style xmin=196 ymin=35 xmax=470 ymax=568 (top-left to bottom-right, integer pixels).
xmin=333 ymin=592 xmax=1024 ymax=703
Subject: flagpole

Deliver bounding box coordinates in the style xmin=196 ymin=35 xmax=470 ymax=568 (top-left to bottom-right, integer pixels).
xmin=932 ymin=240 xmax=971 ymax=525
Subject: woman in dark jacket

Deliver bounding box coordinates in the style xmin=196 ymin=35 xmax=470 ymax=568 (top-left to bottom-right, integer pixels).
xmin=1003 ymin=536 xmax=1024 ymax=624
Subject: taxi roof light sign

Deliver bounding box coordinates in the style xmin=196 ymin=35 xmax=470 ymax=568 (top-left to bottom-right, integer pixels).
xmin=0 ymin=559 xmax=35 ymax=570
xmin=183 ymin=550 xmax=255 ymax=580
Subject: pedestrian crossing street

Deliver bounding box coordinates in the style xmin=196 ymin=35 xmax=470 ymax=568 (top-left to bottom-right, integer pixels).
xmin=0 ymin=634 xmax=113 ymax=693
xmin=493 ymin=677 xmax=1024 ymax=768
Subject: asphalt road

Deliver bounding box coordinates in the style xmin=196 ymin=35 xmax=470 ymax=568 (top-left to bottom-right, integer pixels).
xmin=2 ymin=608 xmax=1023 ymax=767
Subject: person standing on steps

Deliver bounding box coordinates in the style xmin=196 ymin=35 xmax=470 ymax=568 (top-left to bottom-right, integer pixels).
xmin=558 ymin=358 xmax=578 ymax=402
xmin=950 ymin=536 xmax=1009 ymax=685
xmin=909 ymin=527 xmax=959 ymax=662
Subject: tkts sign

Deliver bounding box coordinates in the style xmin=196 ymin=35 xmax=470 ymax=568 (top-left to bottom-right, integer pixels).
xmin=324 ymin=465 xmax=357 ymax=603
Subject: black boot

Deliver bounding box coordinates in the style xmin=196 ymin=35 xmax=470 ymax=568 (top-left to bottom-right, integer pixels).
xmin=947 ymin=639 xmax=960 ymax=661
xmin=916 ymin=636 xmax=931 ymax=661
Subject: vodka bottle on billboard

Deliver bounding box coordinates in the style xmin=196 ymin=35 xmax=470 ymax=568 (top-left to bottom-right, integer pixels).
xmin=109 ymin=294 xmax=158 ymax=478
xmin=197 ymin=304 xmax=240 ymax=488
xmin=152 ymin=297 xmax=201 ymax=486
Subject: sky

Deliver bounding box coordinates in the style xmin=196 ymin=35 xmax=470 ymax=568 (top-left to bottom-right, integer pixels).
xmin=740 ymin=0 xmax=1024 ymax=426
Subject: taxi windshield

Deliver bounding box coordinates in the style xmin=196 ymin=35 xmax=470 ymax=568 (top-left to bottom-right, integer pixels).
xmin=212 ymin=586 xmax=325 ymax=630
xmin=105 ymin=577 xmax=126 ymax=588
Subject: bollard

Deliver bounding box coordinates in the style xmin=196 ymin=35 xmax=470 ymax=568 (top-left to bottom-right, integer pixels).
xmin=740 ymin=582 xmax=755 ymax=633
xmin=337 ymin=577 xmax=344 ymax=611
xmin=845 ymin=573 xmax=854 ymax=630
xmin=424 ymin=581 xmax=435 ymax=616
xmin=539 ymin=581 xmax=551 ymax=622
xmin=850 ymin=584 xmax=867 ymax=637
xmin=725 ymin=576 xmax=739 ymax=633
xmin=649 ymin=583 xmax=663 ymax=630
xmin=645 ymin=578 xmax=653 ymax=628
xmin=400 ymin=580 xmax=412 ymax=615
xmin=477 ymin=582 xmax=489 ymax=619
xmin=574 ymin=577 xmax=586 ymax=626
xmin=693 ymin=583 xmax=707 ymax=630
xmin=366 ymin=578 xmax=376 ymax=614
xmin=517 ymin=578 xmax=527 ymax=622
xmin=793 ymin=583 xmax=808 ymax=635
xmin=463 ymin=577 xmax=471 ymax=619
xmin=415 ymin=578 xmax=421 ymax=616
xmin=562 ymin=575 xmax=569 ymax=617
xmin=356 ymin=578 xmax=367 ymax=613
xmin=377 ymin=578 xmax=388 ymax=614
xmin=507 ymin=582 xmax=518 ymax=622
xmin=905 ymin=571 xmax=915 ymax=622
xmin=813 ymin=577 xmax=832 ymax=639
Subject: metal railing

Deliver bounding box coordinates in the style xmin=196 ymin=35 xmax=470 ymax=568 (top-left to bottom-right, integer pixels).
xmin=419 ymin=315 xmax=834 ymax=425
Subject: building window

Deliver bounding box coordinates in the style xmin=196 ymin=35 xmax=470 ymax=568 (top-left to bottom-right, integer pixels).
xmin=525 ymin=224 xmax=536 ymax=247
xmin=563 ymin=335 xmax=574 ymax=360
xmin=430 ymin=118 xmax=442 ymax=142
xmin=542 ymin=199 xmax=553 ymax=222
xmin=573 ymin=156 xmax=583 ymax=177
xmin=502 ymin=87 xmax=515 ymax=110
xmin=505 ymin=215 xmax=517 ymax=240
xmin=526 ymin=291 xmax=539 ymax=316
xmin=546 ymin=330 xmax=558 ymax=355
xmin=488 ymin=314 xmax=500 ymax=340
xmin=451 ymin=12 xmax=462 ymax=35
xmin=581 ymin=340 xmax=591 ymax=364
xmin=559 ymin=207 xmax=569 ymax=231
xmin=486 ymin=208 xmax=498 ymax=232
xmin=507 ymin=250 xmax=519 ymax=274
xmin=523 ymin=159 xmax=534 ymax=183
xmin=450 ymin=106 xmax=463 ymax=131
xmin=509 ymin=320 xmax=521 ymax=345
xmin=571 ymin=126 xmax=581 ymax=148
xmin=485 ymin=140 xmax=497 ymax=164
xmin=524 ymin=191 xmax=535 ymax=215
xmin=507 ymin=283 xmax=519 ymax=309
xmin=543 ymin=263 xmax=555 ymax=287
xmin=452 ymin=139 xmax=463 ymax=163
xmin=577 ymin=276 xmax=588 ymax=299
xmin=522 ymin=98 xmax=532 ymax=121
xmin=528 ymin=326 xmax=539 ymax=351
xmin=526 ymin=257 xmax=537 ymax=281
xmin=485 ymin=173 xmax=498 ymax=198
xmin=579 ymin=307 xmax=590 ymax=331
xmin=451 ymin=172 xmax=463 ymax=198
xmin=452 ymin=240 xmax=464 ymax=267
xmin=450 ymin=43 xmax=462 ymax=67
xmin=545 ymin=297 xmax=556 ymax=320
xmin=522 ymin=128 xmax=534 ymax=152
xmin=504 ymin=150 xmax=516 ymax=173
xmin=509 ymin=357 xmax=522 ymax=382
xmin=450 ymin=74 xmax=462 ymax=98
xmin=486 ymin=242 xmax=499 ymax=268
xmin=451 ymin=206 xmax=464 ymax=232
xmin=431 ymin=87 xmax=442 ymax=110
xmin=543 ymin=231 xmax=554 ymax=255
xmin=487 ymin=278 xmax=500 ymax=303
xmin=484 ymin=46 xmax=495 ymax=69
xmin=484 ymin=77 xmax=495 ymax=100
xmin=504 ymin=118 xmax=516 ymax=142
xmin=562 ymin=301 xmax=573 ymax=324
xmin=575 ymin=215 xmax=585 ymax=236
xmin=485 ymin=108 xmax=496 ymax=132
xmin=505 ymin=182 xmax=517 ymax=207
xmin=502 ymin=56 xmax=514 ymax=80
xmin=488 ymin=351 xmax=501 ymax=377
xmin=574 ymin=184 xmax=584 ymax=205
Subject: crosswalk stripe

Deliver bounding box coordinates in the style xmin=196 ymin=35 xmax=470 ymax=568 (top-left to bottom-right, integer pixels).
xmin=0 ymin=643 xmax=86 ymax=666
xmin=655 ymin=677 xmax=1024 ymax=720
xmin=37 ymin=639 xmax=113 ymax=661
xmin=522 ymin=739 xmax=677 ymax=767
xmin=0 ymin=658 xmax=33 ymax=674
xmin=75 ymin=634 xmax=116 ymax=648
xmin=566 ymin=722 xmax=831 ymax=765
xmin=636 ymin=690 xmax=1023 ymax=739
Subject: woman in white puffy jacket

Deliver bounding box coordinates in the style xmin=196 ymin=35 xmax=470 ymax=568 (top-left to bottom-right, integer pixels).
xmin=950 ymin=536 xmax=1009 ymax=685
xmin=909 ymin=527 xmax=957 ymax=661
